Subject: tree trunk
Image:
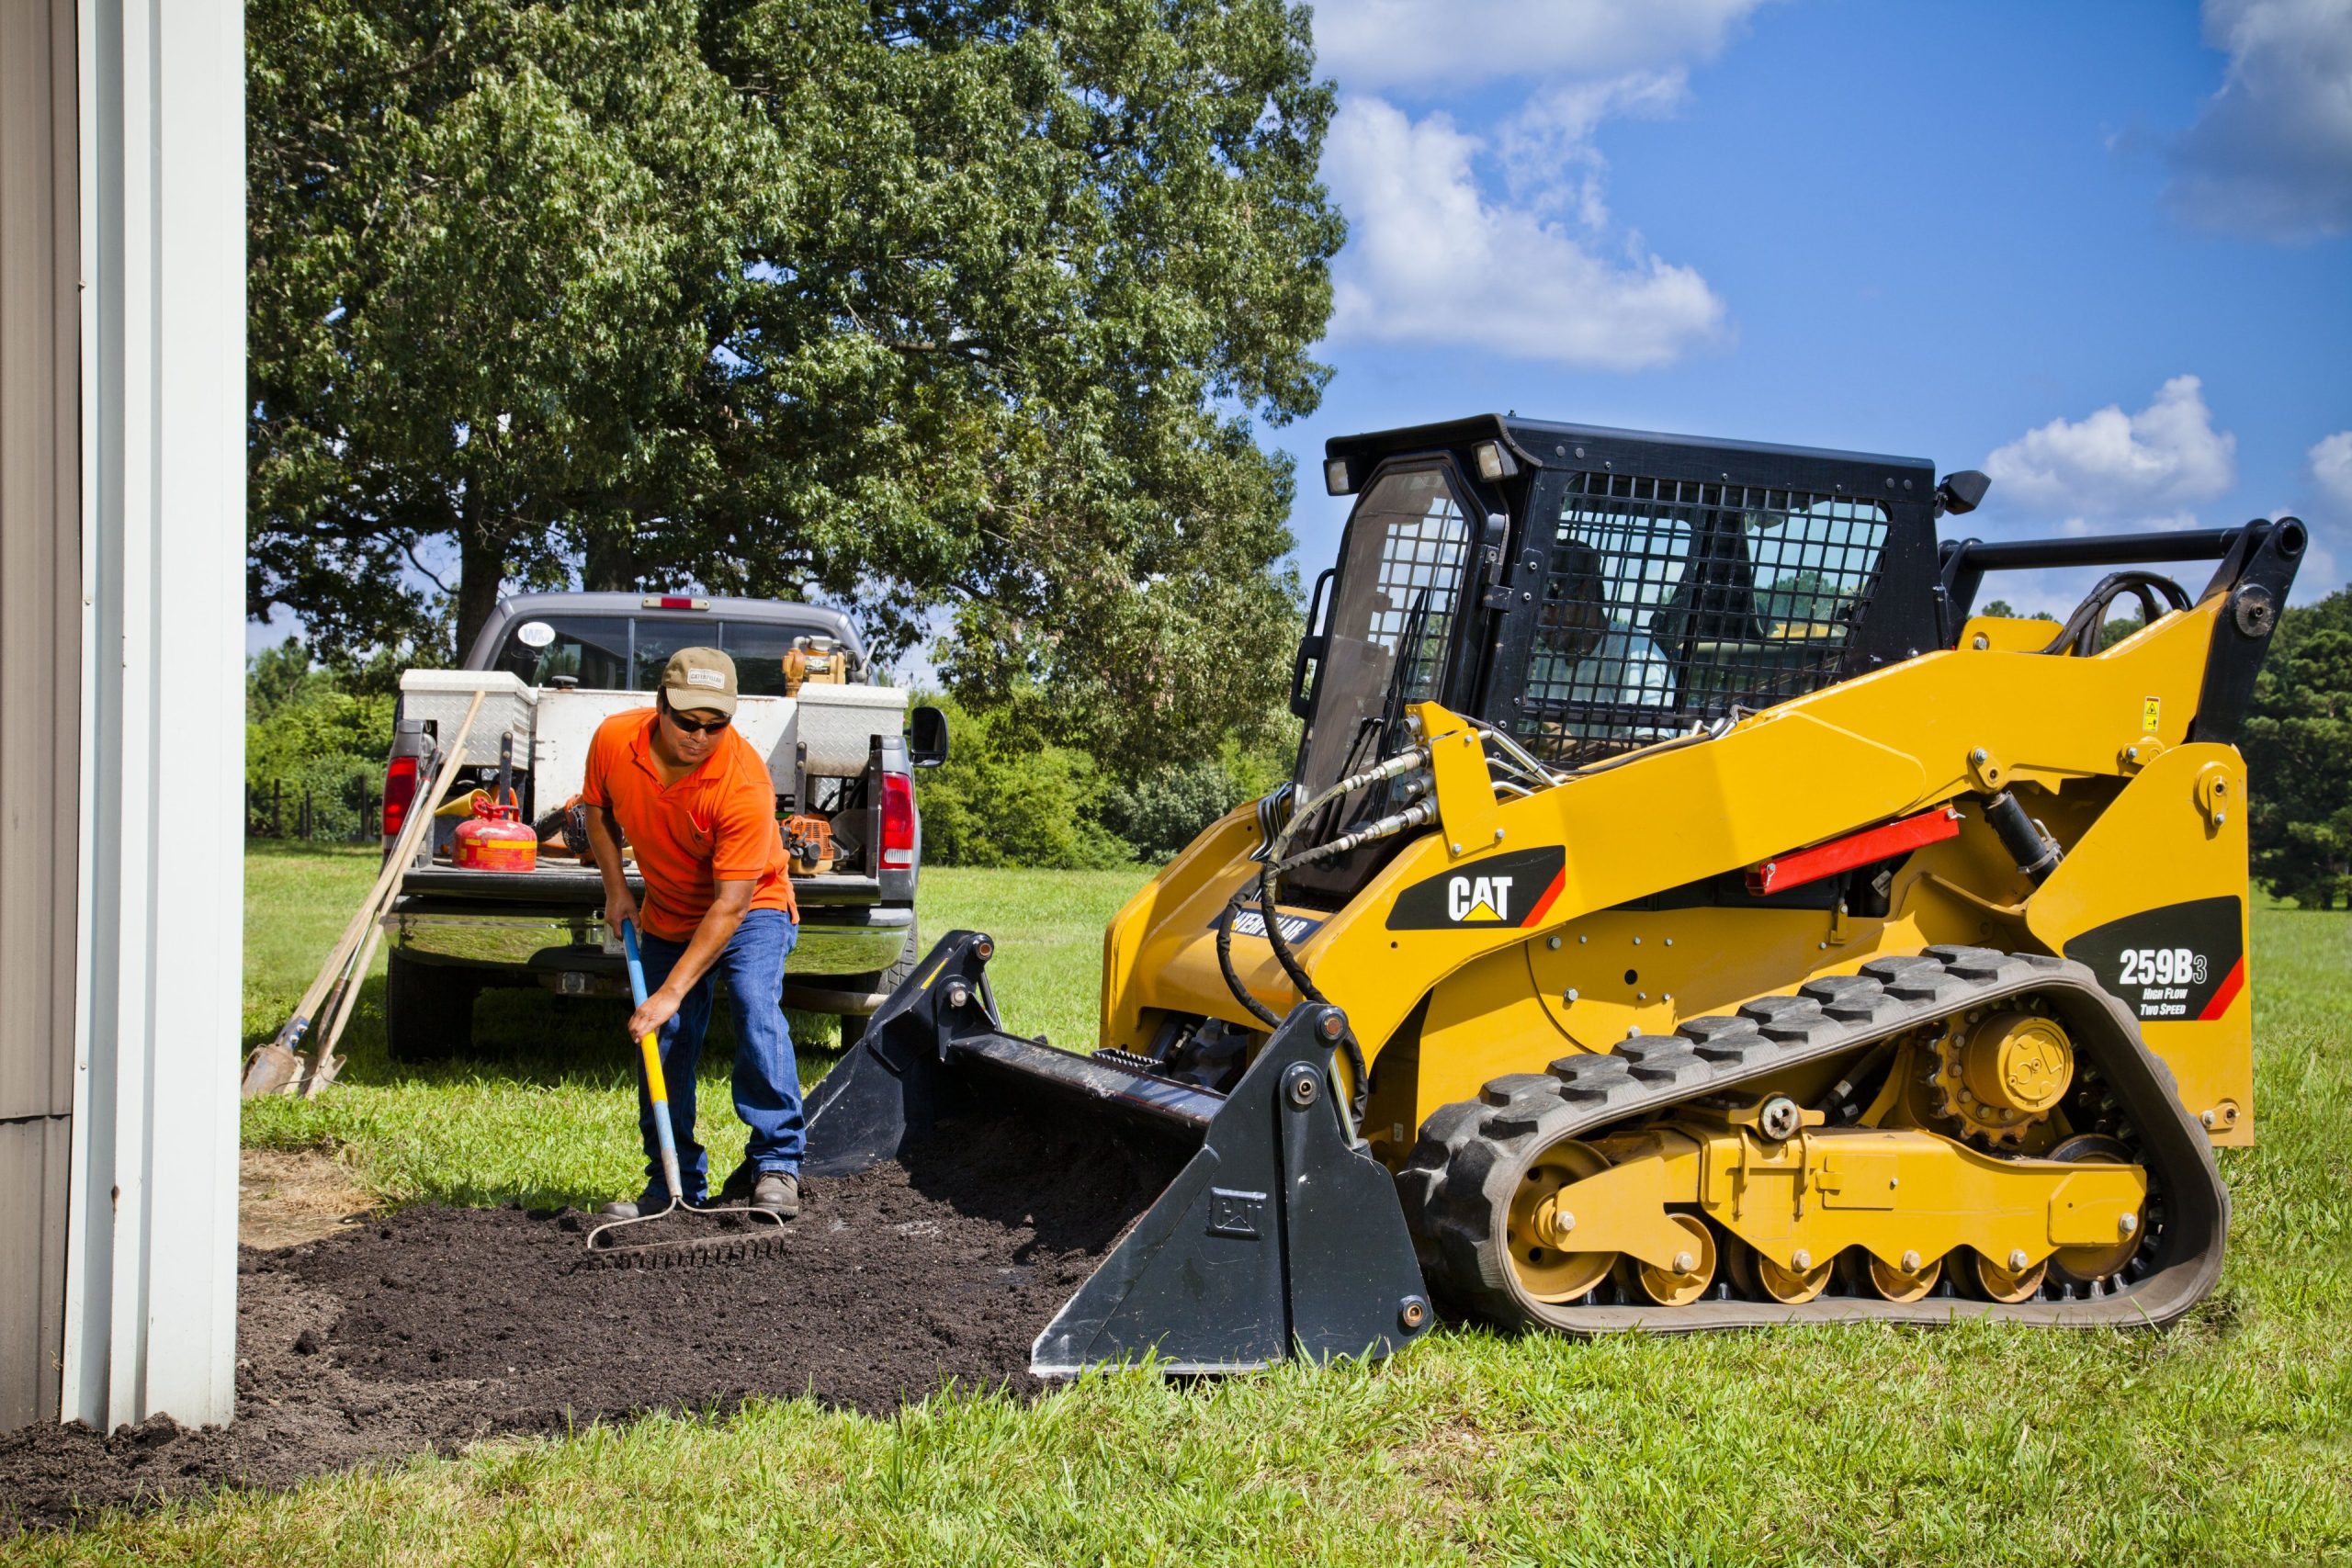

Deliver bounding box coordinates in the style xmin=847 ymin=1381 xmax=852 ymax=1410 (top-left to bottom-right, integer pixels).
xmin=582 ymin=522 xmax=639 ymax=593
xmin=456 ymin=513 xmax=505 ymax=660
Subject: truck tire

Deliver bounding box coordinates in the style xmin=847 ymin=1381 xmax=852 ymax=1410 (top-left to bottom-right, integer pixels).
xmin=837 ymin=927 xmax=920 ymax=1049
xmin=385 ymin=948 xmax=480 ymax=1063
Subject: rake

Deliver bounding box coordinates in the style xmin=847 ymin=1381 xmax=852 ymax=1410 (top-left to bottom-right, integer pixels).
xmin=582 ymin=919 xmax=792 ymax=1269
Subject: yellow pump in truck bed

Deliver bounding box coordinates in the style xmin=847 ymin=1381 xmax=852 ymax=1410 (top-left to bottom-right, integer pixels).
xmin=805 ymin=415 xmax=2306 ymax=1364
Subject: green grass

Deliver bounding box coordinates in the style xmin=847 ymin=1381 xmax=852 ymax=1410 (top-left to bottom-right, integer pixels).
xmin=18 ymin=845 xmax=2352 ymax=1563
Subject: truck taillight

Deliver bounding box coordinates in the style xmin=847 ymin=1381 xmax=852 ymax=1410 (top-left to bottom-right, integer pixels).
xmin=383 ymin=755 xmax=419 ymax=838
xmin=879 ymin=773 xmax=916 ymax=870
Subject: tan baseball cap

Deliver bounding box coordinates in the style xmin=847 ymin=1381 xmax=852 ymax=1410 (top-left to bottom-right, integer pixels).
xmin=660 ymin=647 xmax=739 ymax=716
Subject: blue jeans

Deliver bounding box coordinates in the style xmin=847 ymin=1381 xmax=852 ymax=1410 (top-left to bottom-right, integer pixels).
xmin=633 ymin=908 xmax=802 ymax=1199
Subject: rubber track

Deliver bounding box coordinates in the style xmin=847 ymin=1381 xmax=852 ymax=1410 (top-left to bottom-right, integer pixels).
xmin=1396 ymin=946 xmax=2229 ymax=1332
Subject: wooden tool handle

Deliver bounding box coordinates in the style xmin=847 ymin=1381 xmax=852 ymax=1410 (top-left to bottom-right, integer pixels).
xmin=285 ymin=689 xmax=487 ymax=1039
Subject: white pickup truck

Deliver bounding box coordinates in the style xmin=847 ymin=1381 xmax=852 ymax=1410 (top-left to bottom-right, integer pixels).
xmin=379 ymin=592 xmax=946 ymax=1060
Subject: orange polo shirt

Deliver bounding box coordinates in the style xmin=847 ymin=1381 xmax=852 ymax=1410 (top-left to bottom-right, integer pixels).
xmin=581 ymin=709 xmax=796 ymax=941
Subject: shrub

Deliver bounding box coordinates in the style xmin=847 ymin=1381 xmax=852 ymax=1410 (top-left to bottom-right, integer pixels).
xmin=915 ymin=698 xmax=1132 ymax=870
xmin=246 ymin=638 xmax=396 ymax=838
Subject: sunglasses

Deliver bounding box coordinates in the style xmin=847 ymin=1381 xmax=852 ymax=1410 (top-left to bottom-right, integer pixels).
xmin=662 ymin=707 xmax=732 ymax=735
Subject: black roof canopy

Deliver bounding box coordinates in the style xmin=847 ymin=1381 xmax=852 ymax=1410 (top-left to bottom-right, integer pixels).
xmin=1324 ymin=413 xmax=1934 ymax=487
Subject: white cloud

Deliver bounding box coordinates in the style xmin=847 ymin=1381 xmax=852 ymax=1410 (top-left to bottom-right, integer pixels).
xmin=1312 ymin=0 xmax=1770 ymax=93
xmin=1984 ymin=377 xmax=2237 ymax=519
xmin=1307 ymin=2 xmax=1770 ymax=368
xmin=2054 ymin=512 xmax=2205 ymax=538
xmin=2165 ymin=0 xmax=2352 ymax=239
xmin=2312 ymin=430 xmax=2352 ymax=508
xmin=1498 ymin=71 xmax=1690 ymax=226
xmin=1322 ymin=97 xmax=1727 ymax=368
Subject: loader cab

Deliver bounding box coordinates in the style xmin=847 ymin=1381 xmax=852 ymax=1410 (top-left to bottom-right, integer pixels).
xmin=1286 ymin=417 xmax=1943 ymax=905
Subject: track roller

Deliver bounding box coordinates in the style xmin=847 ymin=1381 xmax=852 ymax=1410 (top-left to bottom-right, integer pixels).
xmin=1621 ymin=1215 xmax=1717 ymax=1306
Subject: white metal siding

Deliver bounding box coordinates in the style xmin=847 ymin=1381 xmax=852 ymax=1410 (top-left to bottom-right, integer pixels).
xmin=60 ymin=0 xmax=245 ymax=1429
xmin=0 ymin=0 xmax=83 ymax=1433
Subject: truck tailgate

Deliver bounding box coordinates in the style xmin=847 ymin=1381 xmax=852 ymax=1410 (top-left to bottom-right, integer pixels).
xmin=400 ymin=863 xmax=883 ymax=906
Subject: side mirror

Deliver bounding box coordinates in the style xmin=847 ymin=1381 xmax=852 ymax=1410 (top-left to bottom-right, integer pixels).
xmin=909 ymin=705 xmax=950 ymax=768
xmin=1936 ymin=469 xmax=1991 ymax=517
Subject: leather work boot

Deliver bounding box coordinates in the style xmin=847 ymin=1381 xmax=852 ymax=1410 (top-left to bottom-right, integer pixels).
xmin=751 ymin=1170 xmax=801 ymax=1218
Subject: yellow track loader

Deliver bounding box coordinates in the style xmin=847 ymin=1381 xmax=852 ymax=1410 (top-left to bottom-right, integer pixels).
xmin=804 ymin=414 xmax=2307 ymax=1373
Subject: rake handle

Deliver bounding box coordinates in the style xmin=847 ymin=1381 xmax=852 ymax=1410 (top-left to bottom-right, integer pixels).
xmin=622 ymin=919 xmax=686 ymax=1205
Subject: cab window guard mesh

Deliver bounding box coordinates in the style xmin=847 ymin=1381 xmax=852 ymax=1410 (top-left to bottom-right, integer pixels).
xmin=1363 ymin=486 xmax=1469 ymax=703
xmin=1509 ymin=472 xmax=1889 ymax=765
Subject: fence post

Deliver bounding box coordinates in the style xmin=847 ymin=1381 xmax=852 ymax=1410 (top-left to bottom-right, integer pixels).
xmin=301 ymin=787 xmax=313 ymax=840
xmin=272 ymin=779 xmax=283 ymax=837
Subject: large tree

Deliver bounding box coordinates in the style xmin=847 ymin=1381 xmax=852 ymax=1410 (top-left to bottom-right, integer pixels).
xmin=248 ymin=0 xmax=1340 ymax=771
xmin=2243 ymin=589 xmax=2352 ymax=909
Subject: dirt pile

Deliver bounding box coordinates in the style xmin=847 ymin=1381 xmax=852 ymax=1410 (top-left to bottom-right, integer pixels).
xmin=0 ymin=1117 xmax=1183 ymax=1531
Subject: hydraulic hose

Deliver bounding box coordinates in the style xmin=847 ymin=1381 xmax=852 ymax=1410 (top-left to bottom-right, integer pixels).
xmin=1216 ymin=896 xmax=1283 ymax=1030
xmin=1250 ymin=743 xmax=1429 ymax=1009
xmin=1216 ymin=882 xmax=1366 ymax=1124
xmin=1222 ymin=744 xmax=1430 ymax=1126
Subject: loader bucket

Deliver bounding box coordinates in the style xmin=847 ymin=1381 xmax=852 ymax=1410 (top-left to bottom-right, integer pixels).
xmin=801 ymin=931 xmax=1435 ymax=1376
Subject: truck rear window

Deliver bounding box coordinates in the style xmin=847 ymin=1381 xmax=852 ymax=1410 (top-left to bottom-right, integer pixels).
xmin=492 ymin=616 xmax=850 ymax=696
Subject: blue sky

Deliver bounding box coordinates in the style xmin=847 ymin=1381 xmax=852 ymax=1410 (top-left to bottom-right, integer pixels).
xmin=1275 ymin=0 xmax=2352 ymax=615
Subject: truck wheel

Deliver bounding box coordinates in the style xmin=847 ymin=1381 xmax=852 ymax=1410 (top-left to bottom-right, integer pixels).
xmin=837 ymin=928 xmax=920 ymax=1049
xmin=385 ymin=948 xmax=479 ymax=1062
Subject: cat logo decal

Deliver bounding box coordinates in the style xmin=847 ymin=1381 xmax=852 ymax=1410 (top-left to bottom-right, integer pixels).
xmin=1388 ymin=847 xmax=1566 ymax=931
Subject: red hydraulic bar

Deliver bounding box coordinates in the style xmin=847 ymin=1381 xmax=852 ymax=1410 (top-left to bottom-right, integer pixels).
xmin=1747 ymin=807 xmax=1962 ymax=897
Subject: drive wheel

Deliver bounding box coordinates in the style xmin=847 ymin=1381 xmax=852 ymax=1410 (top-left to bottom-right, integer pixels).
xmin=1620 ymin=1214 xmax=1717 ymax=1307
xmin=1505 ymin=1138 xmax=1619 ymax=1306
xmin=2045 ymin=1134 xmax=2147 ymax=1287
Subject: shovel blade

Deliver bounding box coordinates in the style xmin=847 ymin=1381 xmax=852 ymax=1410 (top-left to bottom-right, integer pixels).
xmin=241 ymin=1042 xmax=302 ymax=1099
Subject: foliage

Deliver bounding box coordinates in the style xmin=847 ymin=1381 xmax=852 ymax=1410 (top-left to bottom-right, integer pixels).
xmin=2244 ymin=588 xmax=2352 ymax=909
xmin=246 ymin=0 xmax=1339 ymax=777
xmin=247 ymin=3 xmax=771 ymax=654
xmin=911 ymin=698 xmax=1134 ymax=870
xmin=245 ymin=639 xmax=398 ymax=838
xmin=914 ymin=693 xmax=1296 ymax=868
xmin=1978 ymin=599 xmax=2058 ymax=623
xmin=1757 ymin=570 xmax=1849 ymax=626
xmin=1094 ymin=732 xmax=1295 ymax=862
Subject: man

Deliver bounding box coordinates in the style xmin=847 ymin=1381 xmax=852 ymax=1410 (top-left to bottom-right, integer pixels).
xmin=582 ymin=648 xmax=804 ymax=1219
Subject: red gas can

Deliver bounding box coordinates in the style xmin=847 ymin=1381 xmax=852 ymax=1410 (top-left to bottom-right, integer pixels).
xmin=452 ymin=795 xmax=538 ymax=873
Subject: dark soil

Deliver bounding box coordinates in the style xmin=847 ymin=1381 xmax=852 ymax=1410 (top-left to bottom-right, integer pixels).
xmin=0 ymin=1117 xmax=1184 ymax=1531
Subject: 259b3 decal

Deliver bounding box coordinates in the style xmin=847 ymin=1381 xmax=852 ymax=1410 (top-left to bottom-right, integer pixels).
xmin=2064 ymin=896 xmax=2245 ymax=1023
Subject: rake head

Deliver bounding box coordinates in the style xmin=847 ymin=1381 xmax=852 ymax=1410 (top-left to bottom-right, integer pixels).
xmin=579 ymin=1198 xmax=793 ymax=1271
